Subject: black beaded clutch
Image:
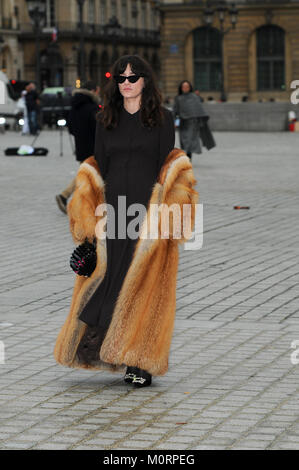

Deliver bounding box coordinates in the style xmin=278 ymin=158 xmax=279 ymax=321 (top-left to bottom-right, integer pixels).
xmin=70 ymin=238 xmax=97 ymax=277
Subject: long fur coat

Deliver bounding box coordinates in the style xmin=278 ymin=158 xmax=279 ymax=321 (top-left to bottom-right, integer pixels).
xmin=53 ymin=148 xmax=199 ymax=376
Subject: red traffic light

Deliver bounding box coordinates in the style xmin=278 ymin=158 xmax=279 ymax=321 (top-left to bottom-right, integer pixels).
xmin=11 ymin=79 xmax=16 ymax=84
xmin=105 ymin=72 xmax=111 ymax=78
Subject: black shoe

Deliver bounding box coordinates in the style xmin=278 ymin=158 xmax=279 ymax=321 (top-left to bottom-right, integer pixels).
xmin=132 ymin=368 xmax=152 ymax=388
xmin=124 ymin=366 xmax=139 ymax=384
xmin=56 ymin=194 xmax=67 ymax=214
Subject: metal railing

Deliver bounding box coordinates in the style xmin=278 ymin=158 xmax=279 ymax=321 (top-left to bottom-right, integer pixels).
xmin=20 ymin=22 xmax=160 ymax=45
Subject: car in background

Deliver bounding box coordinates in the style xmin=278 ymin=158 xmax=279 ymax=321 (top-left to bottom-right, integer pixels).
xmin=40 ymin=86 xmax=73 ymax=128
xmin=0 ymin=71 xmax=22 ymax=130
xmin=9 ymin=79 xmax=29 ymax=100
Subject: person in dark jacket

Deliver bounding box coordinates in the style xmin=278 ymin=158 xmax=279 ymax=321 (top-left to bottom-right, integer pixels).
xmin=25 ymin=82 xmax=40 ymax=135
xmin=55 ymin=80 xmax=101 ymax=214
xmin=173 ymin=80 xmax=216 ymax=161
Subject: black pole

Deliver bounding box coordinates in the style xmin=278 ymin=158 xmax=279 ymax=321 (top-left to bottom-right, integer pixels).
xmin=35 ymin=20 xmax=41 ymax=92
xmin=78 ymin=0 xmax=85 ymax=83
xmin=220 ymin=30 xmax=226 ymax=102
xmin=57 ymin=91 xmax=64 ymax=157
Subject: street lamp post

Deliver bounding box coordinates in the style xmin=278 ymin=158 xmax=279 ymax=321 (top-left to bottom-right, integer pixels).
xmin=0 ymin=35 xmax=4 ymax=54
xmin=203 ymin=1 xmax=238 ymax=102
xmin=25 ymin=0 xmax=46 ymax=92
xmin=77 ymin=0 xmax=86 ymax=84
xmin=104 ymin=16 xmax=122 ymax=65
xmin=131 ymin=3 xmax=139 ymax=38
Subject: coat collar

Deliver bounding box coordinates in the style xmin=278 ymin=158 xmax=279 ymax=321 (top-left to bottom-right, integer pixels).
xmin=72 ymin=88 xmax=100 ymax=105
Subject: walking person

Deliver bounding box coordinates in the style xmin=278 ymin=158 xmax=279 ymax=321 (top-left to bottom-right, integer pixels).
xmin=173 ymin=80 xmax=216 ymax=161
xmin=55 ymin=80 xmax=101 ymax=214
xmin=25 ymin=82 xmax=40 ymax=136
xmin=54 ymin=55 xmax=199 ymax=387
xmin=17 ymin=88 xmax=30 ymax=135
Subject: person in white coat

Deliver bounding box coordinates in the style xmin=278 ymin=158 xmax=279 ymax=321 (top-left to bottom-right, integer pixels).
xmin=18 ymin=88 xmax=30 ymax=135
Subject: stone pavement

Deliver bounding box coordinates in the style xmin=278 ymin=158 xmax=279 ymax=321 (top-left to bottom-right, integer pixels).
xmin=0 ymin=128 xmax=299 ymax=450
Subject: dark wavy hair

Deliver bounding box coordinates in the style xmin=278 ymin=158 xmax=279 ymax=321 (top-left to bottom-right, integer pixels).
xmin=98 ymin=54 xmax=164 ymax=129
xmin=178 ymin=80 xmax=193 ymax=95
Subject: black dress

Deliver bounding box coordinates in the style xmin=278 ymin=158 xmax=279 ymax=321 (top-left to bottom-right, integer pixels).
xmin=76 ymin=105 xmax=175 ymax=365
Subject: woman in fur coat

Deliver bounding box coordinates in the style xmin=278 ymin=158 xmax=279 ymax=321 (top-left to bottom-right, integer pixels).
xmin=54 ymin=55 xmax=199 ymax=387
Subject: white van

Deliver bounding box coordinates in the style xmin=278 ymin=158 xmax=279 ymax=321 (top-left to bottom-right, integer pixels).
xmin=0 ymin=71 xmax=20 ymax=129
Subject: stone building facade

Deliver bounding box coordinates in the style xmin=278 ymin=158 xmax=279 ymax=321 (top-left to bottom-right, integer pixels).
xmin=0 ymin=0 xmax=22 ymax=80
xmin=159 ymin=0 xmax=299 ymax=102
xmin=2 ymin=0 xmax=298 ymax=104
xmin=3 ymin=0 xmax=161 ymax=89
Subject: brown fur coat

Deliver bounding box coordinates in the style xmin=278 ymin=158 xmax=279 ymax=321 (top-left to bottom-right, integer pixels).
xmin=53 ymin=148 xmax=199 ymax=376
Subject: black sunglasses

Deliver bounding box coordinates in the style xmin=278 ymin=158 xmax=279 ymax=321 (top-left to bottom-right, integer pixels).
xmin=114 ymin=74 xmax=145 ymax=84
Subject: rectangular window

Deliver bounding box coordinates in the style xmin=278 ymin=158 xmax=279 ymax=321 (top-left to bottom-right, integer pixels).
xmin=194 ymin=63 xmax=209 ymax=91
xmin=150 ymin=7 xmax=155 ymax=30
xmin=89 ymin=0 xmax=95 ymax=24
xmin=194 ymin=61 xmax=222 ymax=91
xmin=141 ymin=3 xmax=146 ymax=29
xmin=100 ymin=0 xmax=106 ymax=25
xmin=257 ymin=61 xmax=270 ymax=90
xmin=46 ymin=0 xmax=56 ymax=27
xmin=273 ymin=60 xmax=285 ymax=90
xmin=111 ymin=0 xmax=117 ymax=18
xmin=258 ymin=60 xmax=285 ymax=90
xmin=121 ymin=0 xmax=127 ymax=27
xmin=132 ymin=1 xmax=138 ymax=28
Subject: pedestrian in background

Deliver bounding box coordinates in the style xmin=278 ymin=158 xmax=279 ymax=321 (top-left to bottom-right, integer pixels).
xmin=25 ymin=82 xmax=40 ymax=136
xmin=17 ymin=87 xmax=30 ymax=135
xmin=55 ymin=80 xmax=101 ymax=214
xmin=173 ymin=80 xmax=216 ymax=161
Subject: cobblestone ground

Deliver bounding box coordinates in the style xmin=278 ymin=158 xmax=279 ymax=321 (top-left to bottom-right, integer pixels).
xmin=0 ymin=128 xmax=299 ymax=450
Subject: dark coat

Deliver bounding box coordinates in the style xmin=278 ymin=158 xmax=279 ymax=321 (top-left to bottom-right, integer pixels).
xmin=198 ymin=117 xmax=216 ymax=150
xmin=173 ymin=92 xmax=216 ymax=152
xmin=68 ymin=89 xmax=100 ymax=162
xmin=25 ymin=89 xmax=39 ymax=111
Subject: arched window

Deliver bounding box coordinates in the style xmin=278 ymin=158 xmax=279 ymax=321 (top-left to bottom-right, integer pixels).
xmin=40 ymin=45 xmax=63 ymax=87
xmin=256 ymin=25 xmax=285 ymax=91
xmin=193 ymin=26 xmax=222 ymax=91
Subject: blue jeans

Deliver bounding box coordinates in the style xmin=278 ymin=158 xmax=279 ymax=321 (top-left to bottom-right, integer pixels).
xmin=28 ymin=109 xmax=38 ymax=135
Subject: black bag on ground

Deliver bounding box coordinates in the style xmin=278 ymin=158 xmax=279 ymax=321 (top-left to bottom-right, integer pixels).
xmin=5 ymin=147 xmax=48 ymax=156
